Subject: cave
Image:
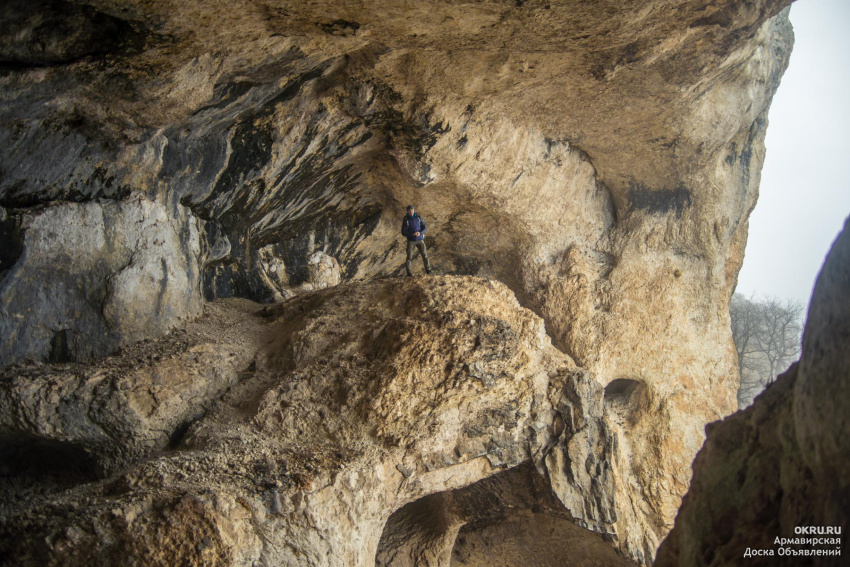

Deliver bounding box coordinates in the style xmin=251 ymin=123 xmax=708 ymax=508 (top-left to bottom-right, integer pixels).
xmin=0 ymin=0 xmax=847 ymax=566
xmin=0 ymin=434 xmax=102 ymax=517
xmin=376 ymin=462 xmax=635 ymax=567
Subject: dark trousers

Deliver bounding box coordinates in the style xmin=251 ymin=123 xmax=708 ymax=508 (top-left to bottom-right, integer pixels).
xmin=406 ymin=240 xmax=430 ymax=275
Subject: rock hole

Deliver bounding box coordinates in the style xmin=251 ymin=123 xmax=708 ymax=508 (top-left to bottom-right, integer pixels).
xmin=375 ymin=493 xmax=456 ymax=566
xmin=375 ymin=462 xmax=637 ymax=566
xmin=603 ymin=378 xmax=649 ymax=426
xmin=0 ymin=435 xmax=102 ymax=509
xmin=168 ymin=410 xmax=208 ymax=449
xmin=48 ymin=329 xmax=74 ymax=363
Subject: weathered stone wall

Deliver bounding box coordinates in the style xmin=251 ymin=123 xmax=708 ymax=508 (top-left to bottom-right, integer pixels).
xmin=655 ymin=218 xmax=850 ymax=567
xmin=0 ymin=195 xmax=202 ymax=365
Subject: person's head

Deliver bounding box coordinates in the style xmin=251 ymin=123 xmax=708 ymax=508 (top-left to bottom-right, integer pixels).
xmin=407 ymin=205 xmax=415 ymax=215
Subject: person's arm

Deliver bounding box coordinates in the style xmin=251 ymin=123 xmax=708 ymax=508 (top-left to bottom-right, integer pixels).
xmin=419 ymin=216 xmax=426 ymax=235
xmin=401 ymin=218 xmax=409 ymax=237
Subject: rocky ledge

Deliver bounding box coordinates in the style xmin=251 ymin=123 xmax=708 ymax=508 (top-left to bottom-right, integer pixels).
xmin=1 ymin=275 xmax=635 ymax=566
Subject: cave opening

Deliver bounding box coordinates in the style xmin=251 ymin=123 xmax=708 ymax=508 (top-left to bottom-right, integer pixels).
xmin=375 ymin=461 xmax=636 ymax=567
xmin=0 ymin=434 xmax=102 ymax=514
xmin=603 ymin=378 xmax=650 ymax=427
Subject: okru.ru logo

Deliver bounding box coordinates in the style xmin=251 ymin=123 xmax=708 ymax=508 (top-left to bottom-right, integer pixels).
xmin=743 ymin=526 xmax=842 ymax=559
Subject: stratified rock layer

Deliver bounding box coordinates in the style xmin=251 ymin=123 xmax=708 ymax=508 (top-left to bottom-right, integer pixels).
xmin=0 ymin=0 xmax=796 ymax=562
xmin=655 ymin=218 xmax=850 ymax=567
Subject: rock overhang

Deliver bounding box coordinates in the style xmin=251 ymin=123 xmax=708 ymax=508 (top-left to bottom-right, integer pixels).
xmin=0 ymin=1 xmax=799 ymax=565
xmin=1 ymin=0 xmax=793 ymax=206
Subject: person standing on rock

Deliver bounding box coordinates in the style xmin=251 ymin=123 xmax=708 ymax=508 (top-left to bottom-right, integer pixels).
xmin=401 ymin=204 xmax=432 ymax=276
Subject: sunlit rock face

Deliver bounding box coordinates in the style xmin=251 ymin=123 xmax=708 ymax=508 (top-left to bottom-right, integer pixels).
xmin=655 ymin=219 xmax=850 ymax=567
xmin=0 ymin=0 xmax=794 ymax=564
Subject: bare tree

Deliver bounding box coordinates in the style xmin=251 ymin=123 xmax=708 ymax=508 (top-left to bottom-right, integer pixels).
xmin=756 ymin=297 xmax=804 ymax=380
xmin=729 ymin=293 xmax=804 ymax=408
xmin=730 ymin=293 xmax=763 ymax=377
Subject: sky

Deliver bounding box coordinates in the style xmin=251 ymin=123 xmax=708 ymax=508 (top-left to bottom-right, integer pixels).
xmin=736 ymin=0 xmax=850 ymax=309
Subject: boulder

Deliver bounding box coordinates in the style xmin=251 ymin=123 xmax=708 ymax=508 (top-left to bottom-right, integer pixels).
xmin=307 ymin=251 xmax=341 ymax=289
xmin=0 ymin=195 xmax=203 ymax=366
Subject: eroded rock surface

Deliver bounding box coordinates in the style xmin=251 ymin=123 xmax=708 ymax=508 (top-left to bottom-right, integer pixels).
xmin=655 ymin=218 xmax=850 ymax=567
xmin=1 ymin=276 xmax=625 ymax=566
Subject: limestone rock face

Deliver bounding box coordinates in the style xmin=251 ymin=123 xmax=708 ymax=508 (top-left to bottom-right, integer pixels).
xmin=0 ymin=194 xmax=203 ymax=365
xmin=0 ymin=0 xmax=797 ymax=563
xmin=655 ymin=218 xmax=850 ymax=567
xmin=0 ymin=276 xmax=626 ymax=567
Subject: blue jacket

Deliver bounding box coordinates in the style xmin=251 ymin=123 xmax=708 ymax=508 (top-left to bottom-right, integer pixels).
xmin=401 ymin=213 xmax=426 ymax=242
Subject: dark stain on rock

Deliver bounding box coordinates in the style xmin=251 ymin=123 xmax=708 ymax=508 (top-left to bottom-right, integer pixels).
xmin=0 ymin=0 xmax=148 ymax=69
xmin=357 ymin=80 xmax=449 ymax=158
xmin=48 ymin=329 xmax=75 ymax=363
xmin=319 ymin=19 xmax=361 ymax=36
xmin=510 ymin=170 xmax=524 ymax=188
xmin=739 ymin=142 xmax=753 ymax=175
xmin=89 ymin=165 xmax=117 ymax=192
xmin=627 ymin=181 xmax=692 ymax=217
xmin=174 ymin=65 xmax=333 ymax=219
xmin=271 ymin=64 xmax=332 ymax=106
xmin=202 ymin=122 xmax=275 ymax=222
xmin=661 ymin=137 xmax=679 ymax=151
xmin=402 ymin=116 xmax=450 ymax=158
xmin=617 ymin=42 xmax=641 ymax=67
xmin=370 ymin=106 xmax=450 ymax=158
xmin=198 ymin=81 xmax=260 ymax=114
xmin=724 ymin=113 xmax=764 ymax=190
xmin=0 ymin=211 xmax=24 ymax=283
xmin=725 ymin=142 xmax=738 ymax=166
xmin=166 ymin=62 xmax=385 ymax=303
